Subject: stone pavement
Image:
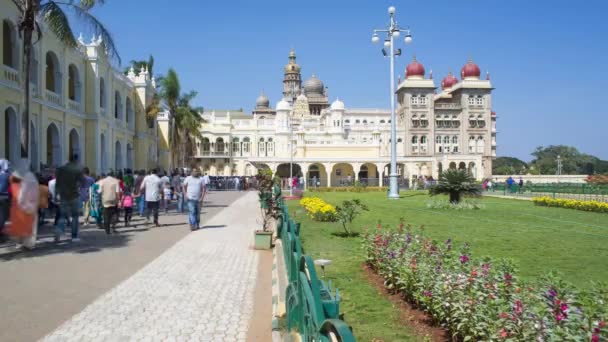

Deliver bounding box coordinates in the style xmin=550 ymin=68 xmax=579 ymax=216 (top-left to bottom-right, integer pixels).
xmin=42 ymin=191 xmax=263 ymax=341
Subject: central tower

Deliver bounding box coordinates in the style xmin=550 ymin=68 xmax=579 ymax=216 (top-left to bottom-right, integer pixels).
xmin=283 ymin=49 xmax=302 ymax=103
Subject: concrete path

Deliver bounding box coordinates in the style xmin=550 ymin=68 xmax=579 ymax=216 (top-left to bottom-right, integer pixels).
xmin=40 ymin=191 xmax=264 ymax=341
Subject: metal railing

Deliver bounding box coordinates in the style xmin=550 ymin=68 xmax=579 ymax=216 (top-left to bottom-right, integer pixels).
xmin=487 ymin=183 xmax=608 ymax=203
xmin=277 ymin=199 xmax=355 ymax=341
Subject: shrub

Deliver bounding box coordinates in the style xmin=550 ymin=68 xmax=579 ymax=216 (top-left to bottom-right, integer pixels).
xmin=335 ymin=199 xmax=368 ymax=236
xmin=363 ymin=224 xmax=608 ymax=341
xmin=310 ymin=186 xmax=388 ymax=193
xmin=532 ymin=197 xmax=608 ymax=213
xmin=426 ymin=198 xmax=485 ymax=210
xmin=299 ymin=197 xmax=337 ymax=222
xmin=429 ymin=169 xmax=481 ymax=203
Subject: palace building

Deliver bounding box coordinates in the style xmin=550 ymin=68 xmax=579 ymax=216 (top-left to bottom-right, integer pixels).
xmin=0 ymin=0 xmax=159 ymax=175
xmin=184 ymin=50 xmax=497 ymax=186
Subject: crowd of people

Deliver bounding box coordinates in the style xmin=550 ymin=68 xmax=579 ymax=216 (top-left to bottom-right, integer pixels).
xmin=0 ymin=156 xmax=213 ymax=250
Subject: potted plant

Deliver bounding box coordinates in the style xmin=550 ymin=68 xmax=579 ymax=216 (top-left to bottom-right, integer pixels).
xmin=255 ymin=169 xmax=280 ymax=249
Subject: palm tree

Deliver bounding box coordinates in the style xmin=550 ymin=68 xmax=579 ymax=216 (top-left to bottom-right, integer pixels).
xmin=429 ymin=169 xmax=481 ymax=203
xmin=124 ymin=55 xmax=155 ymax=77
xmin=158 ymin=68 xmax=203 ymax=168
xmin=13 ymin=0 xmax=119 ymax=168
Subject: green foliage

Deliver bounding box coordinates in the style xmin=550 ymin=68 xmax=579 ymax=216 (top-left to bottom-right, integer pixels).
xmin=530 ymin=145 xmax=608 ymax=175
xmin=257 ymin=169 xmax=281 ymax=231
xmin=335 ymin=199 xmax=368 ymax=236
xmin=426 ymin=198 xmax=484 ymax=210
xmin=309 ymin=186 xmax=387 ymax=193
xmin=493 ymin=156 xmax=529 ymax=175
xmin=429 ymin=169 xmax=481 ymax=203
xmin=364 ymin=226 xmax=608 ymax=341
xmin=290 ymin=191 xmax=608 ymax=340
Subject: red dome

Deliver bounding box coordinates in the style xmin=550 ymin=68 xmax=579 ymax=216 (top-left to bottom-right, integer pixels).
xmin=460 ymin=59 xmax=481 ymax=79
xmin=405 ymin=57 xmax=425 ymax=78
xmin=441 ymin=72 xmax=458 ymax=89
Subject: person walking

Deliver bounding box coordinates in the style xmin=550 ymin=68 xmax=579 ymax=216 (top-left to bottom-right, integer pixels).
xmin=81 ymin=167 xmax=95 ymax=225
xmin=172 ymin=170 xmax=184 ymax=213
xmin=4 ymin=167 xmax=39 ymax=250
xmin=54 ymin=154 xmax=84 ymax=242
xmin=202 ymin=172 xmax=210 ymax=190
xmin=121 ymin=190 xmax=134 ymax=227
xmin=140 ymin=169 xmax=163 ymax=227
xmin=163 ymin=183 xmax=172 ymax=213
xmin=518 ymin=177 xmax=524 ymax=193
xmin=99 ymin=172 xmax=121 ymax=234
xmin=133 ymin=170 xmax=145 ymax=217
xmin=0 ymin=159 xmax=11 ymax=243
xmin=183 ymin=168 xmax=206 ymax=230
xmin=89 ymin=176 xmax=103 ymax=227
xmin=37 ymin=175 xmax=49 ymax=229
xmin=234 ymin=176 xmax=240 ymax=191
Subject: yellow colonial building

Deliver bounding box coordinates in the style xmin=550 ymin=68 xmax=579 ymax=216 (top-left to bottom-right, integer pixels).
xmin=1 ymin=0 xmax=159 ymax=175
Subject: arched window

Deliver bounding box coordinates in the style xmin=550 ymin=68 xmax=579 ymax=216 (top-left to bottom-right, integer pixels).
xmin=202 ymin=138 xmax=210 ymax=152
xmin=99 ymin=78 xmax=106 ymax=109
xmin=411 ymin=136 xmax=418 ymax=144
xmin=362 ymin=119 xmax=367 ymax=124
xmin=68 ymin=64 xmax=80 ymax=102
xmin=243 ymin=137 xmax=251 ymax=153
xmin=114 ymin=91 xmax=122 ymax=119
xmin=436 ymin=135 xmax=441 ymax=144
xmin=397 ymin=138 xmax=403 ymax=143
xmin=232 ymin=137 xmax=240 ymax=153
xmin=452 ymin=136 xmax=458 ymax=144
xmin=3 ymin=20 xmax=17 ymax=68
xmin=344 ymin=119 xmax=350 ymax=124
xmin=420 ymin=136 xmax=427 ymax=144
xmin=355 ymin=119 xmax=360 ymax=124
xmin=216 ymin=137 xmax=225 ymax=153
xmin=380 ymin=119 xmax=385 ymax=124
xmin=45 ymin=51 xmax=61 ymax=93
xmin=126 ymin=97 xmax=133 ymax=125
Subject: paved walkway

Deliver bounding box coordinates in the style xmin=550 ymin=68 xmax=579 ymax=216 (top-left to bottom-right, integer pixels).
xmin=42 ymin=191 xmax=262 ymax=341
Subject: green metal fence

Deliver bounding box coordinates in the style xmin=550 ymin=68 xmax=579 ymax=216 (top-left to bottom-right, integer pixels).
xmin=277 ymin=199 xmax=356 ymax=341
xmin=488 ymin=183 xmax=608 ymax=202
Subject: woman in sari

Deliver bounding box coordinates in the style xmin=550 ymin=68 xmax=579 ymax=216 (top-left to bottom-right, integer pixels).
xmin=89 ymin=176 xmax=103 ymax=227
xmin=5 ymin=169 xmax=39 ymax=250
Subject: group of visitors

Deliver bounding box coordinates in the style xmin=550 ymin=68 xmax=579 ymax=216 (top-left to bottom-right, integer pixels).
xmin=481 ymin=177 xmax=525 ymax=193
xmin=0 ymin=157 xmax=212 ymax=251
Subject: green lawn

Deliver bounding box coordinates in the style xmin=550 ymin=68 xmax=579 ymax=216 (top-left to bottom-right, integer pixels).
xmin=286 ymin=191 xmax=608 ymax=341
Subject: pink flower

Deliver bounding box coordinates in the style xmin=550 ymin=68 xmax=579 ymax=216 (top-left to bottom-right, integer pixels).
xmin=460 ymin=255 xmax=469 ymax=264
xmin=499 ymin=329 xmax=507 ymax=338
xmin=555 ymin=313 xmax=565 ymax=322
xmin=592 ymin=334 xmax=599 ymax=342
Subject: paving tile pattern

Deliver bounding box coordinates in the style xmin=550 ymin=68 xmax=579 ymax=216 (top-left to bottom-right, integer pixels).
xmin=43 ymin=192 xmax=259 ymax=341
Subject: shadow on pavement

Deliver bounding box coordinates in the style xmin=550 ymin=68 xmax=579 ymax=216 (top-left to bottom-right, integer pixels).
xmin=200 ymin=225 xmax=226 ymax=229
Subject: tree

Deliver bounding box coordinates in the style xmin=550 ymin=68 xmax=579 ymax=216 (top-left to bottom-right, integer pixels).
xmin=124 ymin=55 xmax=155 ymax=77
xmin=13 ymin=0 xmax=119 ymax=169
xmin=429 ymin=169 xmax=481 ymax=204
xmin=529 ymin=145 xmax=607 ymax=175
xmin=158 ymin=68 xmax=203 ymax=168
xmin=493 ymin=157 xmax=528 ymax=175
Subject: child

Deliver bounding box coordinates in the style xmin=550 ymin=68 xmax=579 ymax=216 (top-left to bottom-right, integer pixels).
xmin=163 ymin=183 xmax=172 ymax=213
xmin=121 ymin=190 xmax=134 ymax=227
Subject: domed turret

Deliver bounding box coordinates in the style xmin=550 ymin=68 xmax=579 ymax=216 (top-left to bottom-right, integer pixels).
xmin=460 ymin=58 xmax=481 ymax=80
xmin=303 ymin=74 xmax=324 ymax=94
xmin=441 ymin=72 xmax=458 ymax=90
xmin=330 ymin=98 xmax=345 ymax=111
xmin=276 ymin=98 xmax=292 ymax=111
xmin=255 ymin=91 xmax=270 ymax=109
xmin=405 ymin=56 xmax=425 ymax=79
xmin=284 ymin=48 xmax=301 ymax=73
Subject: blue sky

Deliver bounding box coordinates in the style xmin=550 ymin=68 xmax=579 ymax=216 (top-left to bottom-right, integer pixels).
xmin=85 ymin=0 xmax=607 ymax=161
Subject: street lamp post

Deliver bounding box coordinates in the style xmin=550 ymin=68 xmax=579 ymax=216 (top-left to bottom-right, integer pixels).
xmin=290 ymin=117 xmax=294 ymax=197
xmin=372 ymin=6 xmax=412 ymax=199
xmin=556 ymin=155 xmax=563 ymax=176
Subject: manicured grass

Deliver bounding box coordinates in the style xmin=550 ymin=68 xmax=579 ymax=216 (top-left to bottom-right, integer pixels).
xmin=286 ymin=191 xmax=608 ymax=341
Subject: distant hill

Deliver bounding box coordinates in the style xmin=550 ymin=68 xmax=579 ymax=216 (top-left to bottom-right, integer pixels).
xmin=495 ymin=145 xmax=608 ymax=175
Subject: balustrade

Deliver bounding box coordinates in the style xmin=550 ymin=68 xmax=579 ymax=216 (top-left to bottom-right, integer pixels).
xmin=45 ymin=90 xmax=62 ymax=106
xmin=2 ymin=65 xmax=19 ymax=86
xmin=68 ymin=99 xmax=80 ymax=112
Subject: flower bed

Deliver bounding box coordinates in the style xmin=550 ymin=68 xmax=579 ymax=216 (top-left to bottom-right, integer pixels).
xmin=299 ymin=197 xmax=337 ymax=222
xmin=310 ymin=186 xmax=388 ymax=193
xmin=533 ymin=196 xmax=608 ymax=213
xmin=363 ymin=224 xmax=608 ymax=341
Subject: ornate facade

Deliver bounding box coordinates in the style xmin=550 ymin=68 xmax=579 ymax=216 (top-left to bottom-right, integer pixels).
xmin=187 ymin=50 xmax=497 ymax=185
xmin=0 ymin=0 xmax=159 ymax=174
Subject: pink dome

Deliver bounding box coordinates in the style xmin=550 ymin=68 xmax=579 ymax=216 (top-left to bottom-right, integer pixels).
xmin=441 ymin=72 xmax=458 ymax=89
xmin=405 ymin=57 xmax=425 ymax=78
xmin=460 ymin=59 xmax=481 ymax=79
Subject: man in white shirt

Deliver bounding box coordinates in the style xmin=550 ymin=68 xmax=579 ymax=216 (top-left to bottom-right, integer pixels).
xmin=183 ymin=169 xmax=206 ymax=230
xmin=140 ymin=169 xmax=163 ymax=227
xmin=202 ymin=173 xmax=210 ymax=190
